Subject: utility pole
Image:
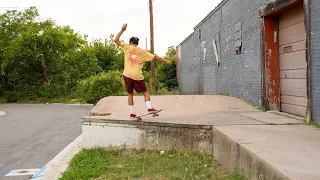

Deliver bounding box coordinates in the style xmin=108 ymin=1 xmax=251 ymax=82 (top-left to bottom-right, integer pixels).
xmin=148 ymin=0 xmax=155 ymax=93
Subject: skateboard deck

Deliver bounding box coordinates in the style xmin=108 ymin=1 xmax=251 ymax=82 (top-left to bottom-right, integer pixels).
xmin=135 ymin=109 xmax=163 ymax=122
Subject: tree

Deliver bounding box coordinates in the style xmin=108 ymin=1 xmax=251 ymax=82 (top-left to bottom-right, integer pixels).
xmin=0 ymin=7 xmax=102 ymax=100
xmin=155 ymin=46 xmax=178 ymax=90
xmin=0 ymin=7 xmax=40 ymax=94
xmin=165 ymin=46 xmax=176 ymax=58
xmin=89 ymin=35 xmax=124 ymax=72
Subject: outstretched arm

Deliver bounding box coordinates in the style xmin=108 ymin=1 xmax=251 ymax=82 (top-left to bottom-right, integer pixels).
xmin=154 ymin=55 xmax=172 ymax=65
xmin=114 ymin=23 xmax=127 ymax=46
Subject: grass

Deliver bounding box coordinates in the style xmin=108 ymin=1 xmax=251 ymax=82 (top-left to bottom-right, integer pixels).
xmin=306 ymin=121 xmax=320 ymax=128
xmin=0 ymin=96 xmax=87 ymax=104
xmin=267 ymin=123 xmax=300 ymax=126
xmin=59 ymin=148 xmax=246 ymax=180
xmin=219 ymin=93 xmax=229 ymax=96
xmin=0 ymin=97 xmax=6 ymax=103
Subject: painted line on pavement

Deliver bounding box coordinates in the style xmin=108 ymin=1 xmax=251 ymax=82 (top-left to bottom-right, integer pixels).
xmin=0 ymin=170 xmax=10 ymax=176
xmin=0 ymin=111 xmax=6 ymax=116
xmin=5 ymin=169 xmax=40 ymax=176
xmin=32 ymin=166 xmax=47 ymax=179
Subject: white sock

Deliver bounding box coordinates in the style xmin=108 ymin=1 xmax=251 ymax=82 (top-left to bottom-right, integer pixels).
xmin=129 ymin=105 xmax=135 ymax=114
xmin=146 ymin=101 xmax=152 ymax=109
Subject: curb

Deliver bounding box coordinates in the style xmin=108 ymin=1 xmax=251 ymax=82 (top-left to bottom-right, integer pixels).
xmin=212 ymin=127 xmax=290 ymax=180
xmin=30 ymin=134 xmax=83 ymax=180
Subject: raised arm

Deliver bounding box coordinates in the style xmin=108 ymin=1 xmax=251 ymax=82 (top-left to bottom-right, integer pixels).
xmin=114 ymin=23 xmax=127 ymax=46
xmin=154 ymin=55 xmax=172 ymax=65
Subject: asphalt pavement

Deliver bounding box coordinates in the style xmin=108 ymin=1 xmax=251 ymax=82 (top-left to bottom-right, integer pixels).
xmin=0 ymin=104 xmax=93 ymax=180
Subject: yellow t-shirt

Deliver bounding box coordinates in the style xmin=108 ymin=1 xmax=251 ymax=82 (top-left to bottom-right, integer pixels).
xmin=120 ymin=41 xmax=155 ymax=80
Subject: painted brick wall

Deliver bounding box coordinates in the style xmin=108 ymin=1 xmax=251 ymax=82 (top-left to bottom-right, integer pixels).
xmin=310 ymin=0 xmax=320 ymax=122
xmin=178 ymin=0 xmax=320 ymax=120
xmin=179 ymin=33 xmax=200 ymax=94
xmin=178 ymin=0 xmax=268 ymax=106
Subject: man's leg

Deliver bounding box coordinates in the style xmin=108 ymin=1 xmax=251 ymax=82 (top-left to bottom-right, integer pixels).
xmin=143 ymin=90 xmax=150 ymax=102
xmin=143 ymin=90 xmax=157 ymax=112
xmin=128 ymin=93 xmax=135 ymax=115
xmin=123 ymin=76 xmax=136 ymax=117
xmin=133 ymin=78 xmax=157 ymax=112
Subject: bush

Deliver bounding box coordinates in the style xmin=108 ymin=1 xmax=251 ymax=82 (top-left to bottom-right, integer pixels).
xmin=3 ymin=91 xmax=21 ymax=103
xmin=74 ymin=71 xmax=125 ymax=104
xmin=39 ymin=83 xmax=70 ymax=99
xmin=2 ymin=83 xmax=71 ymax=102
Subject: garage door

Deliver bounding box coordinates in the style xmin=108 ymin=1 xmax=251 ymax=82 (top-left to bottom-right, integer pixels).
xmin=279 ymin=5 xmax=306 ymax=117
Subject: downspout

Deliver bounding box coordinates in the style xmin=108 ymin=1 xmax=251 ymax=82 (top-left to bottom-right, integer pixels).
xmin=304 ymin=0 xmax=312 ymax=123
xmin=260 ymin=17 xmax=267 ymax=112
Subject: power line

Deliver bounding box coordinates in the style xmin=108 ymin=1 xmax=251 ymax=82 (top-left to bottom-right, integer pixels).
xmin=0 ymin=0 xmax=93 ymax=9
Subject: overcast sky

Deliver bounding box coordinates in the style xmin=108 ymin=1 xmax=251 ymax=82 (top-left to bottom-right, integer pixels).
xmin=0 ymin=0 xmax=222 ymax=56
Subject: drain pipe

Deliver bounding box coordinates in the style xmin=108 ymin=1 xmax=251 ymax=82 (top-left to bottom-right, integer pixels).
xmin=304 ymin=0 xmax=312 ymax=123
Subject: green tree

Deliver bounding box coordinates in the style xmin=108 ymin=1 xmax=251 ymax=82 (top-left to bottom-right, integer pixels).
xmin=0 ymin=7 xmax=40 ymax=95
xmin=90 ymin=35 xmax=124 ymax=72
xmin=0 ymin=7 xmax=101 ymax=101
xmin=155 ymin=46 xmax=178 ymax=90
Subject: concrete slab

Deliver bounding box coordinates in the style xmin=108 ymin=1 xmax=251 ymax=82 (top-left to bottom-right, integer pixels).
xmin=90 ymin=95 xmax=260 ymax=116
xmin=240 ymin=112 xmax=304 ymax=124
xmin=82 ymin=95 xmax=319 ymax=180
xmin=215 ymin=125 xmax=320 ymax=180
xmin=89 ymin=95 xmax=265 ymax=125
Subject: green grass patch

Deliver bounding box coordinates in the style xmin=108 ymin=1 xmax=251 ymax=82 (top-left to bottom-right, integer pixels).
xmin=267 ymin=123 xmax=300 ymax=126
xmin=60 ymin=148 xmax=246 ymax=180
xmin=0 ymin=96 xmax=87 ymax=104
xmin=219 ymin=93 xmax=229 ymax=96
xmin=0 ymin=97 xmax=7 ymax=103
xmin=306 ymin=121 xmax=320 ymax=128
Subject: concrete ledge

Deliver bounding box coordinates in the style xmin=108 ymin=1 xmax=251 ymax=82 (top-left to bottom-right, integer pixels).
xmin=82 ymin=116 xmax=213 ymax=129
xmin=215 ymin=125 xmax=320 ymax=180
xmin=79 ymin=95 xmax=320 ymax=180
xmin=82 ymin=117 xmax=213 ymax=155
xmin=82 ymin=116 xmax=320 ymax=180
xmin=212 ymin=127 xmax=290 ymax=180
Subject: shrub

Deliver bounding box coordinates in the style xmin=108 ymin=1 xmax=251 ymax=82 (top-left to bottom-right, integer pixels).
xmin=3 ymin=91 xmax=21 ymax=103
xmin=75 ymin=71 xmax=125 ymax=104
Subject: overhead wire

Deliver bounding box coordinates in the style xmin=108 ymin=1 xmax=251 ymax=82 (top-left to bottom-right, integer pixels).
xmin=0 ymin=0 xmax=93 ymax=9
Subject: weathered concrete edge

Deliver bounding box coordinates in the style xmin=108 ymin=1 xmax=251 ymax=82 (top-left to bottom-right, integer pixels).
xmin=212 ymin=126 xmax=290 ymax=180
xmin=81 ymin=116 xmax=290 ymax=180
xmin=82 ymin=116 xmax=213 ymax=129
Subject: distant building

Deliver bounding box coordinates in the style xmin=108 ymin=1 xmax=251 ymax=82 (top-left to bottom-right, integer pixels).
xmin=176 ymin=0 xmax=320 ymax=122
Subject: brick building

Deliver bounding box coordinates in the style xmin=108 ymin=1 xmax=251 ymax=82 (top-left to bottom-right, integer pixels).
xmin=176 ymin=0 xmax=320 ymax=122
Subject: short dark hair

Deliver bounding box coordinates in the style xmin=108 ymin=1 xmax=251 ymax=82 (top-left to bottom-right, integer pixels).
xmin=129 ymin=37 xmax=139 ymax=45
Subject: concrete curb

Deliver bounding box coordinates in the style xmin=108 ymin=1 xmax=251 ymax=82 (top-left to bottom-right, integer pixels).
xmin=30 ymin=134 xmax=83 ymax=180
xmin=212 ymin=127 xmax=290 ymax=180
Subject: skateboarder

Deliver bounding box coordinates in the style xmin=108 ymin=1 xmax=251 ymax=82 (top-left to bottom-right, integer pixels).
xmin=114 ymin=23 xmax=172 ymax=118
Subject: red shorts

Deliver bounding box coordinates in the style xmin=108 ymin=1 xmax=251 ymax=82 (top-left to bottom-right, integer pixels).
xmin=123 ymin=75 xmax=147 ymax=94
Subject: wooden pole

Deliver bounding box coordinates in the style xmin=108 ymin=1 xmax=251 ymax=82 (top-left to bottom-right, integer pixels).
xmin=148 ymin=0 xmax=155 ymax=93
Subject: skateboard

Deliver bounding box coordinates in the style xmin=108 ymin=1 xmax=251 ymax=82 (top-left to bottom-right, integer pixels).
xmin=135 ymin=109 xmax=163 ymax=122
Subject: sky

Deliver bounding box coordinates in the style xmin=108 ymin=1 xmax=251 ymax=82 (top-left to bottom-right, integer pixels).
xmin=0 ymin=0 xmax=222 ymax=56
